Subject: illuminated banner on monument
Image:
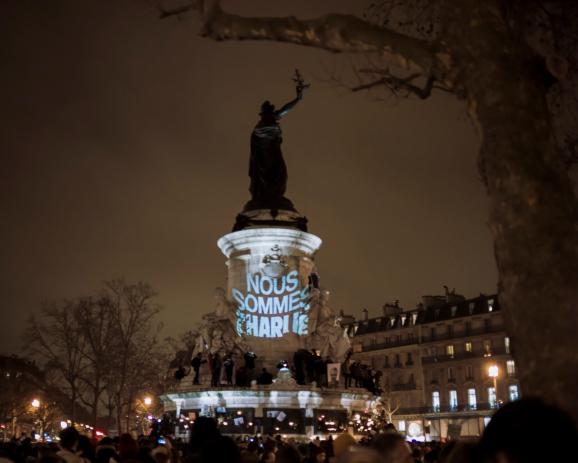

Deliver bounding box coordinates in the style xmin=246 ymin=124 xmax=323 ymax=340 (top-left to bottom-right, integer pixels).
xmin=232 ymin=269 xmax=310 ymax=338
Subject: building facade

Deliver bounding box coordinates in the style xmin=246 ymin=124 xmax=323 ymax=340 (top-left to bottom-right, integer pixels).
xmin=344 ymin=292 xmax=519 ymax=440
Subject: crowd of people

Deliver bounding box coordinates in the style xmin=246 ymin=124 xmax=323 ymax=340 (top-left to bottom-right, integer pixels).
xmin=178 ymin=350 xmax=384 ymax=396
xmin=1 ymin=398 xmax=576 ymax=463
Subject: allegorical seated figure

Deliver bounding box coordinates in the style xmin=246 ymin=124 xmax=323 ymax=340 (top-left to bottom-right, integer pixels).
xmin=194 ymin=287 xmax=250 ymax=356
xmin=245 ymin=70 xmax=309 ymax=213
xmin=308 ymin=289 xmax=351 ymax=363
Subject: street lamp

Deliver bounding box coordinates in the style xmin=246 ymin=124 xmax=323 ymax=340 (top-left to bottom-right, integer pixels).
xmin=144 ymin=397 xmax=152 ymax=406
xmin=488 ymin=365 xmax=499 ymax=407
xmin=31 ymin=399 xmax=40 ymax=409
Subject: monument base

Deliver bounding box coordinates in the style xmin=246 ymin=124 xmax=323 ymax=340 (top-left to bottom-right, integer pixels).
xmin=161 ymin=382 xmax=373 ymax=440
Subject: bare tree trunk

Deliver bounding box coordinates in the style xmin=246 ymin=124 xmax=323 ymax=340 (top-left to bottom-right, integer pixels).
xmin=442 ymin=0 xmax=578 ymax=422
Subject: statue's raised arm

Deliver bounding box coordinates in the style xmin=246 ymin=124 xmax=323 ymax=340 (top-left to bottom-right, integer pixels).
xmin=247 ymin=70 xmax=310 ymax=212
xmin=275 ymin=69 xmax=310 ymax=118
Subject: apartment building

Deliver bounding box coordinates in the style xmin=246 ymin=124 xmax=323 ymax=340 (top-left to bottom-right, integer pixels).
xmin=344 ymin=291 xmax=519 ymax=439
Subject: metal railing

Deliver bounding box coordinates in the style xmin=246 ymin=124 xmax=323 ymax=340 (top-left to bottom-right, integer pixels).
xmin=397 ymin=402 xmax=499 ymax=415
xmin=422 ymin=346 xmax=509 ymax=364
xmin=358 ymin=324 xmax=506 ymax=353
xmin=420 ymin=324 xmax=505 ymax=343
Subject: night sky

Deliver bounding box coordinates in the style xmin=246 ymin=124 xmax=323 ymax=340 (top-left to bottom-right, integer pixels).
xmin=0 ymin=0 xmax=496 ymax=354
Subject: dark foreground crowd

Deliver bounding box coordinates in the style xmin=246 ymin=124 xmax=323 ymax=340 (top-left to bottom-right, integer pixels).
xmin=1 ymin=399 xmax=576 ymax=463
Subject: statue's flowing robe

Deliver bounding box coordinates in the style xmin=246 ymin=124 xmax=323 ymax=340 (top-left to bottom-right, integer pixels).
xmin=249 ymin=118 xmax=288 ymax=202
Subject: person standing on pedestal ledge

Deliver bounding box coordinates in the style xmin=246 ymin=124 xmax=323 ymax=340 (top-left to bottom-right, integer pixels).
xmin=244 ymin=70 xmax=309 ymax=217
xmin=223 ymin=353 xmax=235 ymax=385
xmin=191 ymin=352 xmax=205 ymax=385
xmin=257 ymin=368 xmax=273 ymax=385
xmin=211 ymin=352 xmax=222 ymax=387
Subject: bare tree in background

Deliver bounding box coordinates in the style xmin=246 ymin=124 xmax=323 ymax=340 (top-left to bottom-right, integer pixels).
xmin=75 ymin=297 xmax=117 ymax=435
xmin=156 ymin=0 xmax=578 ymax=422
xmin=101 ymin=279 xmax=164 ymax=433
xmin=26 ymin=301 xmax=87 ymax=424
xmin=25 ymin=280 xmax=165 ymax=433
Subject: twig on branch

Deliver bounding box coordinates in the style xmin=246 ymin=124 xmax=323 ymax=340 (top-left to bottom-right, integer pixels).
xmin=352 ymin=71 xmax=435 ymax=99
xmin=159 ymin=3 xmax=193 ymax=19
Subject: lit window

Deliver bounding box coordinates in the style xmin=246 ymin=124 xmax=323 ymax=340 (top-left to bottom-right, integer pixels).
xmin=397 ymin=420 xmax=406 ymax=432
xmin=449 ymin=390 xmax=458 ymax=410
xmin=483 ymin=340 xmax=492 ymax=357
xmin=432 ymin=391 xmax=440 ymax=412
xmin=465 ymin=341 xmax=472 ymax=352
xmin=446 ymin=345 xmax=455 ymax=357
xmin=467 ymin=388 xmax=477 ymax=410
xmin=504 ymin=337 xmax=510 ymax=354
xmin=488 ymin=387 xmax=497 ymax=408
xmin=506 ymin=360 xmax=516 ymax=376
xmin=509 ymin=384 xmax=519 ymax=401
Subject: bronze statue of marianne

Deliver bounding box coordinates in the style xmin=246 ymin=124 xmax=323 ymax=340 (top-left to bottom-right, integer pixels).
xmin=245 ymin=70 xmax=310 ymax=213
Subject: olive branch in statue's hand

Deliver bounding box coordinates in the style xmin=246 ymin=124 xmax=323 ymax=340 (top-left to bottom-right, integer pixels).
xmin=293 ymin=69 xmax=310 ymax=97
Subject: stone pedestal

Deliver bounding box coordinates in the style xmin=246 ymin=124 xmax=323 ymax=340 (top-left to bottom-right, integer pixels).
xmin=217 ymin=219 xmax=322 ymax=367
xmin=162 ymin=385 xmax=372 ymax=439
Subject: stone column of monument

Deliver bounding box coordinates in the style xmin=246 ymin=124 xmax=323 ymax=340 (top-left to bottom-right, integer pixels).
xmin=218 ymin=222 xmax=322 ymax=367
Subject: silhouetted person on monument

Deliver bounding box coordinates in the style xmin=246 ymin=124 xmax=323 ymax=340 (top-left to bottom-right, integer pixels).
xmin=224 ymin=353 xmax=235 ymax=385
xmin=257 ymin=368 xmax=273 ymax=385
xmin=245 ymin=70 xmax=309 ymax=216
xmin=211 ymin=352 xmax=222 ymax=387
xmin=191 ymin=353 xmax=205 ymax=385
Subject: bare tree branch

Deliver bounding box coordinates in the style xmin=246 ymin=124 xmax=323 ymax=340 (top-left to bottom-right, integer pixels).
xmin=159 ymin=2 xmax=193 ymax=19
xmin=160 ymin=0 xmax=441 ymax=79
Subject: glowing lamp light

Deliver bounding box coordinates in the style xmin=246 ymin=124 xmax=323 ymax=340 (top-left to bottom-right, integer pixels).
xmin=144 ymin=397 xmax=153 ymax=406
xmin=60 ymin=421 xmax=68 ymax=430
xmin=31 ymin=399 xmax=40 ymax=408
xmin=488 ymin=365 xmax=499 ymax=378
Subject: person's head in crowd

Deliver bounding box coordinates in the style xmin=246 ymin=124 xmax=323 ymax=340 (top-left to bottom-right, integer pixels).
xmin=77 ymin=435 xmax=95 ymax=461
xmin=310 ymin=446 xmax=326 ymax=463
xmin=275 ymin=445 xmax=301 ymax=463
xmin=480 ymin=397 xmax=578 ymax=463
xmin=260 ymin=451 xmax=276 ymax=463
xmin=370 ymin=433 xmax=412 ymax=463
xmin=437 ymin=441 xmax=456 ymax=463
xmin=59 ymin=427 xmax=80 ymax=452
xmin=119 ymin=434 xmax=139 ymax=461
xmin=151 ymin=445 xmax=170 ymax=463
xmin=337 ymin=447 xmax=382 ymax=463
xmin=246 ymin=440 xmax=259 ymax=454
xmin=188 ymin=417 xmax=241 ymax=463
xmin=440 ymin=441 xmax=480 ymax=463
xmin=333 ymin=432 xmax=356 ymax=459
xmin=189 ymin=417 xmax=220 ymax=449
